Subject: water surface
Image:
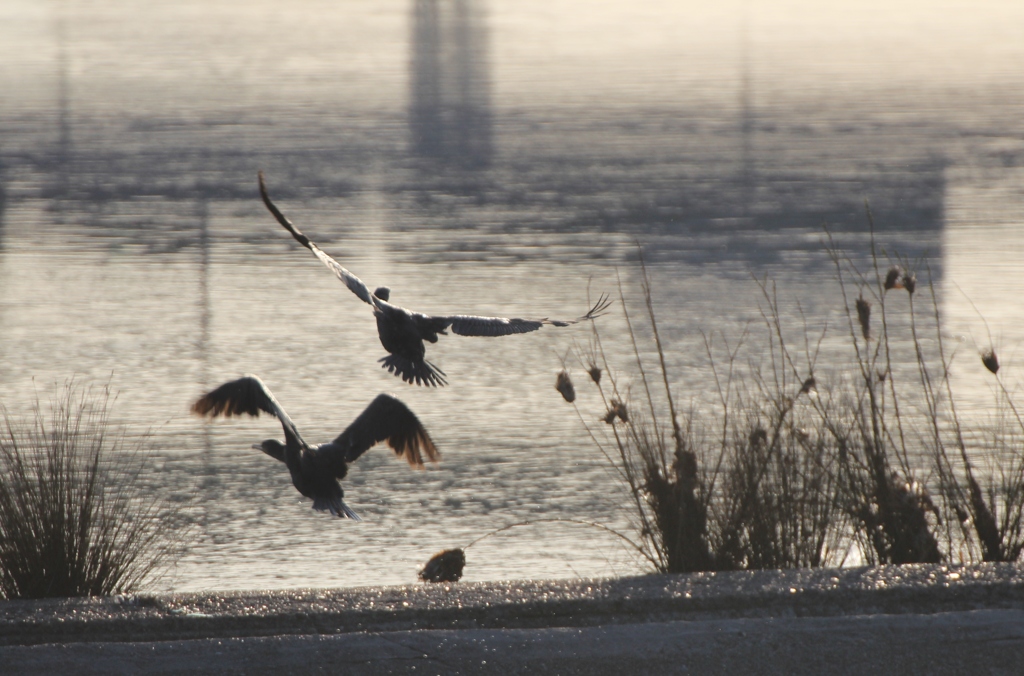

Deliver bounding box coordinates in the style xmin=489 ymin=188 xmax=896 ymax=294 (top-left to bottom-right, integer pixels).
xmin=1 ymin=0 xmax=1022 ymax=590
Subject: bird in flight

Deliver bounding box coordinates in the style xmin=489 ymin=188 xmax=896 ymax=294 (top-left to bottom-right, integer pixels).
xmin=258 ymin=172 xmax=611 ymax=386
xmin=192 ymin=375 xmax=439 ymax=520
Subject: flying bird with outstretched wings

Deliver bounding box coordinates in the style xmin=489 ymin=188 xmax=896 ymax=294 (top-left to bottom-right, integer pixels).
xmin=258 ymin=172 xmax=611 ymax=386
xmin=192 ymin=375 xmax=439 ymax=520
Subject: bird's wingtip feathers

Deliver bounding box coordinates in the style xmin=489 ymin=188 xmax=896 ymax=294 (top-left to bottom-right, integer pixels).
xmin=191 ymin=392 xmax=248 ymax=418
xmin=368 ymin=393 xmax=440 ymax=468
xmin=393 ymin=428 xmax=441 ymax=468
xmin=191 ymin=375 xmax=272 ymax=419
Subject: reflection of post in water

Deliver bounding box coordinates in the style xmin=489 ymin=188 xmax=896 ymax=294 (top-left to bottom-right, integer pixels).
xmin=411 ymin=0 xmax=443 ymax=158
xmin=0 ymin=152 xmax=5 ymax=341
xmin=410 ymin=0 xmax=492 ymax=167
xmin=193 ymin=199 xmax=225 ymax=528
xmin=738 ymin=7 xmax=755 ymax=221
xmin=195 ymin=199 xmax=212 ymax=456
xmin=0 ymin=151 xmax=6 ymax=250
xmin=52 ymin=6 xmax=73 ymax=206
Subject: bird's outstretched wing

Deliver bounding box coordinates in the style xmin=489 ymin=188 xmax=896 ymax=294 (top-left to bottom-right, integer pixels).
xmin=191 ymin=375 xmax=305 ymax=448
xmin=258 ymin=172 xmax=376 ymax=307
xmin=319 ymin=394 xmax=439 ymax=474
xmin=438 ymin=294 xmax=612 ymax=337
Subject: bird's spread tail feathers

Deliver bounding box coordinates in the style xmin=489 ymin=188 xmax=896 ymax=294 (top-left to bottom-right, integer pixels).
xmin=313 ymin=494 xmax=362 ymax=520
xmin=379 ymin=354 xmax=448 ymax=387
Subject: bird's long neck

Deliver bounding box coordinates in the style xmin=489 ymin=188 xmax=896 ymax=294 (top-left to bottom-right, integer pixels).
xmin=257 ymin=439 xmax=287 ymax=463
xmin=258 ymin=439 xmax=303 ymax=472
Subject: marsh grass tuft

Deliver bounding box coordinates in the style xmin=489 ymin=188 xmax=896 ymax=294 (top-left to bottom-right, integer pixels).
xmin=0 ymin=381 xmax=188 ymax=599
xmin=419 ymin=548 xmax=466 ymax=583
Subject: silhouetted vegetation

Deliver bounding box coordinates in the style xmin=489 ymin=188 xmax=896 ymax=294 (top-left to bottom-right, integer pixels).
xmin=566 ymin=221 xmax=1024 ymax=573
xmin=0 ymin=382 xmax=188 ymax=599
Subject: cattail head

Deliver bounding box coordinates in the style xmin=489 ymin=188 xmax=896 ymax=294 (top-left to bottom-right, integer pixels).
xmin=555 ymin=370 xmax=576 ymax=402
xmin=855 ymin=294 xmax=871 ymax=340
xmin=982 ymin=349 xmax=999 ymax=374
xmin=419 ymin=548 xmax=466 ymax=583
xmin=902 ymin=272 xmax=917 ymax=294
xmin=884 ymin=265 xmax=903 ymax=291
xmin=587 ymin=364 xmax=602 ymax=385
xmin=603 ymin=399 xmax=629 ymax=424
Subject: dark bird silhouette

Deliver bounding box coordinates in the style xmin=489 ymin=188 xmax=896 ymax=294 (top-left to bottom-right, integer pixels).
xmin=192 ymin=375 xmax=439 ymax=520
xmin=258 ymin=173 xmax=611 ymax=386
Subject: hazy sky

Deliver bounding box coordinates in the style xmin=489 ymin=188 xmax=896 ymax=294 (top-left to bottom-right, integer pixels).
xmin=2 ymin=0 xmax=1022 ymax=112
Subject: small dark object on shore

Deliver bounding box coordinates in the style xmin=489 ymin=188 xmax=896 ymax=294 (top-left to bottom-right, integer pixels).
xmin=982 ymin=349 xmax=999 ymax=374
xmin=884 ymin=266 xmax=903 ymax=291
xmin=419 ymin=548 xmax=466 ymax=583
xmin=799 ymin=377 xmax=816 ymax=395
xmin=556 ymin=370 xmax=576 ymax=402
xmin=855 ymin=295 xmax=871 ymax=340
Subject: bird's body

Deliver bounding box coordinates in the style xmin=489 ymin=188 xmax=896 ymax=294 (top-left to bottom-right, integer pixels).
xmin=258 ymin=173 xmax=610 ymax=386
xmin=192 ymin=375 xmax=439 ymax=520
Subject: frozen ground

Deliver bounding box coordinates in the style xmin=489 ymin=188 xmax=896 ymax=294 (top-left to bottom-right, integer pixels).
xmin=3 ymin=563 xmax=1024 ymax=674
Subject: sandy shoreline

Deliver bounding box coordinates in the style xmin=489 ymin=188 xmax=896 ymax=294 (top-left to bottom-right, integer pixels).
xmin=3 ymin=563 xmax=1024 ymax=673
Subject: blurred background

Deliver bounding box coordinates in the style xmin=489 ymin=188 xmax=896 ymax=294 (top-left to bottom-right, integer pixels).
xmin=0 ymin=0 xmax=1022 ymax=590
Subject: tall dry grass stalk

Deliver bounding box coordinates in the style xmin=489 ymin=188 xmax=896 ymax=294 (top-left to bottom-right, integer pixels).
xmin=0 ymin=381 xmax=188 ymax=598
xmin=793 ymin=222 xmax=945 ymax=565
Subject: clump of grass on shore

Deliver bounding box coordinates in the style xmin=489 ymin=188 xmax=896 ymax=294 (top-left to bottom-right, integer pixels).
xmin=0 ymin=381 xmax=188 ymax=599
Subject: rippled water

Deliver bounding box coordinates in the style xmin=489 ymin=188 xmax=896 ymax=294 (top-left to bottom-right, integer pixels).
xmin=1 ymin=0 xmax=1022 ymax=591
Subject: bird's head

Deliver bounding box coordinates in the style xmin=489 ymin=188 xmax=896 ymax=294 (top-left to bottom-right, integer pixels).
xmin=253 ymin=439 xmax=286 ymax=463
xmin=373 ymin=286 xmax=391 ymax=301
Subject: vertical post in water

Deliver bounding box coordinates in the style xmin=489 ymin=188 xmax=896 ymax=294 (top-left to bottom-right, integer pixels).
xmin=410 ymin=0 xmax=492 ymax=167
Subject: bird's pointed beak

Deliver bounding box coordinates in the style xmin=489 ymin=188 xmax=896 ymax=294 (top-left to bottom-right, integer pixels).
xmin=251 ymin=443 xmax=262 ymax=451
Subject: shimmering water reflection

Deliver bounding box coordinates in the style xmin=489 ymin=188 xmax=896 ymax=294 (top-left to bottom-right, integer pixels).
xmin=0 ymin=0 xmax=1022 ymax=590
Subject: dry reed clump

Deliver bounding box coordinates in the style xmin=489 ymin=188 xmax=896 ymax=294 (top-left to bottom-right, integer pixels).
xmin=562 ymin=215 xmax=1024 ymax=573
xmin=563 ymin=253 xmax=847 ymax=573
xmin=419 ymin=548 xmax=466 ymax=583
xmin=0 ymin=381 xmax=188 ymax=599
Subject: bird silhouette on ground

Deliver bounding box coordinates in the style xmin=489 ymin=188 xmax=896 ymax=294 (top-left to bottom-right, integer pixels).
xmin=192 ymin=375 xmax=439 ymax=520
xmin=258 ymin=172 xmax=611 ymax=386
